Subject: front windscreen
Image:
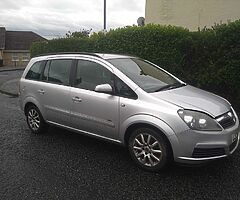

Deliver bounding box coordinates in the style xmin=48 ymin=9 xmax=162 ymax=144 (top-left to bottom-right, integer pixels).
xmin=108 ymin=58 xmax=182 ymax=93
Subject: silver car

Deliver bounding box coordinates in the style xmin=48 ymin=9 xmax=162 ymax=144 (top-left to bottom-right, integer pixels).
xmin=19 ymin=53 xmax=239 ymax=171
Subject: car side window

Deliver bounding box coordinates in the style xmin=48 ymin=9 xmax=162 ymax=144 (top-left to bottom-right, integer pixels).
xmin=114 ymin=76 xmax=138 ymax=99
xmin=25 ymin=61 xmax=42 ymax=81
xmin=74 ymin=60 xmax=113 ymax=91
xmin=46 ymin=59 xmax=71 ymax=86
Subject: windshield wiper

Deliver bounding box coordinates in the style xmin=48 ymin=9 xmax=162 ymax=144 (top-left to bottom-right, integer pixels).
xmin=154 ymin=83 xmax=186 ymax=92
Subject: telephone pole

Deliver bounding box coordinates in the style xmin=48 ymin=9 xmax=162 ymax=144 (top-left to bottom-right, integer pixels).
xmin=104 ymin=0 xmax=107 ymax=30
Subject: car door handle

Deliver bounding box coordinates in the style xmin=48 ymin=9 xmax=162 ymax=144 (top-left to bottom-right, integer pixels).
xmin=37 ymin=89 xmax=45 ymax=94
xmin=72 ymin=97 xmax=82 ymax=103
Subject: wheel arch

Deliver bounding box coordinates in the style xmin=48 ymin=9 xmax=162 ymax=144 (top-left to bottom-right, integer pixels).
xmin=24 ymin=102 xmax=37 ymax=115
xmin=120 ymin=115 xmax=177 ymax=158
xmin=124 ymin=122 xmax=174 ymax=158
xmin=23 ymin=97 xmax=45 ymax=119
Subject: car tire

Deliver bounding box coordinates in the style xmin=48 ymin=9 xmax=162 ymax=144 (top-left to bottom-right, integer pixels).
xmin=26 ymin=105 xmax=48 ymax=134
xmin=128 ymin=127 xmax=172 ymax=171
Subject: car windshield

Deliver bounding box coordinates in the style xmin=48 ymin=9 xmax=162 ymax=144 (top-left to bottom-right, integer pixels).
xmin=108 ymin=58 xmax=184 ymax=93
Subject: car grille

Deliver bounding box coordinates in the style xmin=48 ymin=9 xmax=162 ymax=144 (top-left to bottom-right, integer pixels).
xmin=192 ymin=148 xmax=225 ymax=158
xmin=216 ymin=110 xmax=236 ymax=129
xmin=229 ymin=140 xmax=238 ymax=152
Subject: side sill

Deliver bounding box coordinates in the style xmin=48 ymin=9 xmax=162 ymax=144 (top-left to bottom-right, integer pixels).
xmin=46 ymin=120 xmax=122 ymax=145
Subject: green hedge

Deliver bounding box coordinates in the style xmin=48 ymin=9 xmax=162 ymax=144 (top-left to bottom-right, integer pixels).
xmin=31 ymin=21 xmax=240 ymax=111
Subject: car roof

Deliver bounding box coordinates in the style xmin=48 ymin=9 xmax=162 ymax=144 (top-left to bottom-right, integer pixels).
xmin=34 ymin=52 xmax=135 ymax=60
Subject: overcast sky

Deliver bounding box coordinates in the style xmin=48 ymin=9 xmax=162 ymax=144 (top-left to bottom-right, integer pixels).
xmin=0 ymin=0 xmax=145 ymax=39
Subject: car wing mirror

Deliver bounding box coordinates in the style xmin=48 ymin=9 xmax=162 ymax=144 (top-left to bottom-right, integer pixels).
xmin=95 ymin=84 xmax=113 ymax=94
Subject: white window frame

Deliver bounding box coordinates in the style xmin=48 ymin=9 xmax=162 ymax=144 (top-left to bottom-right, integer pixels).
xmin=12 ymin=53 xmax=19 ymax=62
xmin=22 ymin=53 xmax=30 ymax=62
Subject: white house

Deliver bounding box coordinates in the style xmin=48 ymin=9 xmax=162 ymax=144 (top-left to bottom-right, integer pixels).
xmin=145 ymin=0 xmax=240 ymax=30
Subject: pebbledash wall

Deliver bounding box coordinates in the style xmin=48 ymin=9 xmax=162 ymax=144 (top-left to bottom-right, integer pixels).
xmin=145 ymin=0 xmax=240 ymax=30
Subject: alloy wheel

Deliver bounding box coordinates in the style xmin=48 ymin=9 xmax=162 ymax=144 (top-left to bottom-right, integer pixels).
xmin=27 ymin=109 xmax=40 ymax=131
xmin=133 ymin=133 xmax=163 ymax=167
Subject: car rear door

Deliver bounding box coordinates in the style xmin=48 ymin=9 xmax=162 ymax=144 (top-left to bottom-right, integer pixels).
xmin=37 ymin=59 xmax=73 ymax=126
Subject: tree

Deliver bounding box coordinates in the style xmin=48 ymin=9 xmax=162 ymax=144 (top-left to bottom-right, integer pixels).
xmin=66 ymin=29 xmax=92 ymax=39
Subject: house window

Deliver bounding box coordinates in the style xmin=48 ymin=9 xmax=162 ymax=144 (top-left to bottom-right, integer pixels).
xmin=22 ymin=53 xmax=30 ymax=61
xmin=12 ymin=53 xmax=19 ymax=61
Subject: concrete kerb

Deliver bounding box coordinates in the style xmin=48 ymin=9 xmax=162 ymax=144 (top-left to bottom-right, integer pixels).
xmin=0 ymin=67 xmax=25 ymax=72
xmin=0 ymin=89 xmax=19 ymax=97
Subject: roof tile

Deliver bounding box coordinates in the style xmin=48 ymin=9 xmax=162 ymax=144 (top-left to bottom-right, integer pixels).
xmin=5 ymin=31 xmax=47 ymax=50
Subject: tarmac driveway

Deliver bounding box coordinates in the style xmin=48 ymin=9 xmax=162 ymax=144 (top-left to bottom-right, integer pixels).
xmin=0 ymin=92 xmax=240 ymax=200
xmin=0 ymin=68 xmax=24 ymax=96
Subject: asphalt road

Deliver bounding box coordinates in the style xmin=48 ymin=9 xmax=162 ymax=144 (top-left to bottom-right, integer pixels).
xmin=0 ymin=94 xmax=240 ymax=200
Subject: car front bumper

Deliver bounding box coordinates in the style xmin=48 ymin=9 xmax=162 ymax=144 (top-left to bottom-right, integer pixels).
xmin=171 ymin=120 xmax=240 ymax=164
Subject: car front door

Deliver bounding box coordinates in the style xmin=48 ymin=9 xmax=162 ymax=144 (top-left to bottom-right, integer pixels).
xmin=70 ymin=59 xmax=119 ymax=140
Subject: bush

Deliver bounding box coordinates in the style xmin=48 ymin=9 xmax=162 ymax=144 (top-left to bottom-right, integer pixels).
xmin=31 ymin=21 xmax=240 ymax=111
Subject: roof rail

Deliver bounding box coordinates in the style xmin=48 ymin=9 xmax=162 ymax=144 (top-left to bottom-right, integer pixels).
xmin=33 ymin=52 xmax=102 ymax=58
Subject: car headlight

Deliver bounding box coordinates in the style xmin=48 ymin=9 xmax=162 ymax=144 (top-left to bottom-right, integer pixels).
xmin=178 ymin=110 xmax=222 ymax=131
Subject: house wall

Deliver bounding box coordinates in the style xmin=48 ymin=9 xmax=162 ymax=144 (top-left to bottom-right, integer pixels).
xmin=145 ymin=0 xmax=240 ymax=30
xmin=2 ymin=50 xmax=30 ymax=67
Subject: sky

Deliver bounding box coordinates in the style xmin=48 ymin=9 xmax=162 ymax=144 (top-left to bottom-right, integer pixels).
xmin=0 ymin=0 xmax=145 ymax=39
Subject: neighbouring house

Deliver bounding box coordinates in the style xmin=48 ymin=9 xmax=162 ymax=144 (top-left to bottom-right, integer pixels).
xmin=145 ymin=0 xmax=240 ymax=30
xmin=0 ymin=27 xmax=46 ymax=67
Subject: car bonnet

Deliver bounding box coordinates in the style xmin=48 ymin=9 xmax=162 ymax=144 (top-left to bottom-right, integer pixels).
xmin=151 ymin=85 xmax=231 ymax=117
